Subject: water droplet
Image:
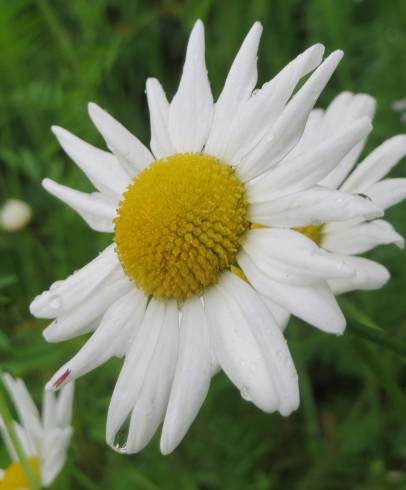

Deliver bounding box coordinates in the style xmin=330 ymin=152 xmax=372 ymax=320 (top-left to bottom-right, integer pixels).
xmin=113 ymin=415 xmax=131 ymax=454
xmin=49 ymin=294 xmax=62 ymax=310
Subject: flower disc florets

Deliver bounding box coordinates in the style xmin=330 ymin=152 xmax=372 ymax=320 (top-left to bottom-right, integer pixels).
xmin=114 ymin=153 xmax=249 ymax=301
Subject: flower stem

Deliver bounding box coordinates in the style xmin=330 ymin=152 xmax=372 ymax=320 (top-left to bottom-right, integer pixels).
xmin=0 ymin=371 xmax=41 ymax=490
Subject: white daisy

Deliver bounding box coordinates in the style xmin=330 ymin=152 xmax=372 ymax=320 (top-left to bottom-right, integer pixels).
xmin=0 ymin=373 xmax=73 ymax=488
xmin=272 ymin=92 xmax=406 ymax=329
xmin=30 ymin=21 xmax=381 ymax=454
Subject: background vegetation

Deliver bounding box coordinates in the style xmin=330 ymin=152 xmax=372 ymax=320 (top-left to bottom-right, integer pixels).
xmin=1 ymin=0 xmax=406 ymax=488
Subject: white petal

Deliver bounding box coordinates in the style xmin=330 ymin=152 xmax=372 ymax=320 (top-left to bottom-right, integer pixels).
xmin=247 ymin=117 xmax=372 ymax=201
xmin=243 ymin=228 xmax=354 ymax=286
xmin=42 ymin=390 xmax=57 ymax=432
xmin=51 ymin=126 xmax=130 ymax=197
xmin=319 ymin=93 xmax=376 ymax=189
xmin=341 ymin=135 xmax=406 ymax=193
xmin=41 ymin=427 xmax=72 ymax=486
xmin=146 ymin=78 xmax=176 ymax=158
xmin=126 ymin=302 xmax=179 ymax=454
xmin=42 ymin=178 xmax=116 ymax=232
xmin=0 ymin=419 xmax=18 ymax=461
xmin=239 ymin=51 xmax=343 ymax=181
xmin=249 ymin=186 xmax=382 ymax=227
xmin=2 ymin=374 xmax=43 ymax=451
xmin=204 ymin=279 xmax=279 ymax=413
xmin=30 ymin=244 xmax=118 ymax=319
xmin=204 ymin=22 xmax=263 ymax=157
xmin=222 ymin=44 xmax=325 ymax=167
xmin=322 ymin=219 xmax=405 ymax=254
xmin=168 ymin=20 xmax=213 ymax=152
xmin=106 ymin=299 xmax=166 ymax=447
xmin=204 ymin=286 xmax=279 ymax=412
xmin=45 ymin=289 xmax=147 ymax=390
xmin=261 ymin=295 xmax=291 ymax=332
xmin=365 ymin=178 xmax=406 ymax=210
xmin=43 ymin=270 xmax=132 ymax=343
xmin=328 ymin=256 xmax=390 ymax=294
xmin=238 ymin=251 xmax=346 ymax=334
xmin=219 ymin=273 xmax=299 ymax=415
xmin=88 ymin=102 xmax=154 ymax=176
xmin=55 ymin=382 xmax=75 ymax=427
xmin=160 ymin=297 xmax=211 ymax=454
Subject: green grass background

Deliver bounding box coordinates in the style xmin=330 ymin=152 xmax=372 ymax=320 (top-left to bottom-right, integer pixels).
xmin=1 ymin=0 xmax=406 ymax=488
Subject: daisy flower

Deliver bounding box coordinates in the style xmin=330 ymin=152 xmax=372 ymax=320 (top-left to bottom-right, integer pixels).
xmin=0 ymin=373 xmax=73 ymax=488
xmin=30 ymin=21 xmax=381 ymax=454
xmin=273 ymin=92 xmax=406 ymax=329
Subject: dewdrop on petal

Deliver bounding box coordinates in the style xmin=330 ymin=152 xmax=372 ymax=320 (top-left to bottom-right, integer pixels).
xmin=0 ymin=199 xmax=32 ymax=232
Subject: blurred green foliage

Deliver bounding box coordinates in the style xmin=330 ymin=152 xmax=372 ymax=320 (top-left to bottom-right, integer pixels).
xmin=1 ymin=0 xmax=406 ymax=488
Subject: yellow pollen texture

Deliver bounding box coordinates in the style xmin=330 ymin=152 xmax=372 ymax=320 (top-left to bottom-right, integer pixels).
xmin=0 ymin=457 xmax=40 ymax=490
xmin=114 ymin=153 xmax=249 ymax=301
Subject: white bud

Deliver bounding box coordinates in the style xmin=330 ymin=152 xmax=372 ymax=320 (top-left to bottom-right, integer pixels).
xmin=0 ymin=199 xmax=32 ymax=232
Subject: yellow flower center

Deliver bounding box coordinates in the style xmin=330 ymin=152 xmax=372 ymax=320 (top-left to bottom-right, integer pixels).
xmin=0 ymin=458 xmax=40 ymax=490
xmin=114 ymin=153 xmax=249 ymax=301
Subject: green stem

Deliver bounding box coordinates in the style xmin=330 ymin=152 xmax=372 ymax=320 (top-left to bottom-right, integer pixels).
xmin=0 ymin=371 xmax=41 ymax=490
xmin=340 ymin=299 xmax=406 ymax=359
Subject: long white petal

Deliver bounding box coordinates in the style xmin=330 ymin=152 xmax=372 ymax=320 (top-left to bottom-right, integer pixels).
xmin=45 ymin=289 xmax=147 ymax=390
xmin=261 ymin=295 xmax=291 ymax=332
xmin=51 ymin=126 xmax=130 ymax=197
xmin=126 ymin=302 xmax=179 ymax=454
xmin=221 ymin=44 xmax=325 ymax=167
xmin=204 ymin=22 xmax=263 ymax=156
xmin=2 ymin=374 xmax=43 ymax=452
xmin=243 ymin=228 xmax=354 ymax=286
xmin=249 ymin=186 xmax=382 ymax=227
xmin=219 ymin=273 xmax=299 ymax=415
xmin=146 ymin=78 xmax=176 ymax=158
xmin=341 ymin=135 xmax=406 ymax=193
xmin=328 ymin=256 xmax=390 ymax=294
xmin=55 ymin=382 xmax=75 ymax=427
xmin=247 ymin=117 xmax=372 ymax=201
xmin=238 ymin=251 xmax=346 ymax=333
xmin=160 ymin=297 xmax=211 ymax=455
xmin=88 ymin=102 xmax=154 ymax=176
xmin=106 ymin=299 xmax=166 ymax=448
xmin=43 ymin=270 xmax=132 ymax=343
xmin=239 ymin=51 xmax=343 ymax=181
xmin=42 ymin=178 xmax=116 ymax=232
xmin=365 ymin=178 xmax=406 ymax=210
xmin=322 ymin=219 xmax=405 ymax=254
xmin=205 ymin=286 xmax=279 ymax=412
xmin=30 ymin=244 xmax=118 ymax=319
xmin=318 ymin=93 xmax=376 ymax=188
xmin=168 ymin=20 xmax=213 ymax=152
xmin=41 ymin=427 xmax=73 ymax=486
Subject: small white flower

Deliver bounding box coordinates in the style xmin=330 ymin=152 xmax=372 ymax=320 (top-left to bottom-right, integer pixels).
xmin=0 ymin=199 xmax=32 ymax=232
xmin=275 ymin=92 xmax=406 ymax=329
xmin=30 ymin=21 xmax=381 ymax=454
xmin=0 ymin=373 xmax=74 ymax=488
